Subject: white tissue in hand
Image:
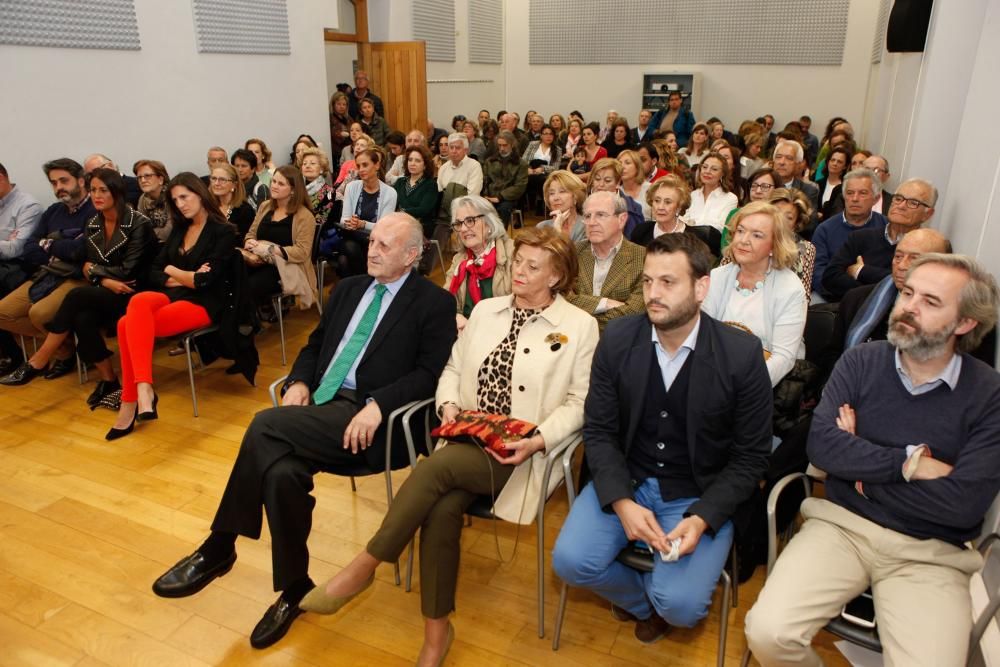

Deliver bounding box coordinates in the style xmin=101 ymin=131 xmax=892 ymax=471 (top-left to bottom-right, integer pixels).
xmin=659 ymin=538 xmax=683 ymax=562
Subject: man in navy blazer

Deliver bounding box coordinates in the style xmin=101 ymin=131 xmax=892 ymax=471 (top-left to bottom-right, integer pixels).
xmin=553 ymin=232 xmax=771 ymax=644
xmin=152 ymin=213 xmax=457 ymax=648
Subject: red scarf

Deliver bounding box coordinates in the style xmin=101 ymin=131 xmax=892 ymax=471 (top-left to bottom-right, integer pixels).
xmin=448 ymin=245 xmax=498 ymax=304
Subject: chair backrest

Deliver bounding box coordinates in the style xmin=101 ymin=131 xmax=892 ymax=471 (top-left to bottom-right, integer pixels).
xmin=970 ymin=532 xmax=1000 ymax=666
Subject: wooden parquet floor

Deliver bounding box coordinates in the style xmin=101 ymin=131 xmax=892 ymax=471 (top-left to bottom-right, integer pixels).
xmin=0 ymin=231 xmax=851 ymax=666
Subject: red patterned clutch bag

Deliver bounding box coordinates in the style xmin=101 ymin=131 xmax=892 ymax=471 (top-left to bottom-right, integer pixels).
xmin=431 ymin=411 xmax=537 ymax=457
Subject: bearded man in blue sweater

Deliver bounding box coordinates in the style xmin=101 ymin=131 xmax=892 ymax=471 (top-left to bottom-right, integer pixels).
xmin=746 ymin=253 xmax=1000 ymax=667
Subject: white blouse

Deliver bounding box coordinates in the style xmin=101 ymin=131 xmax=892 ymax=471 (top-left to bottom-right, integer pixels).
xmin=686 ymin=187 xmax=738 ymax=231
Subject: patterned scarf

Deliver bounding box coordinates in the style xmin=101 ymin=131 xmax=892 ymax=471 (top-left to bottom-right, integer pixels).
xmin=448 ymin=243 xmax=497 ymax=304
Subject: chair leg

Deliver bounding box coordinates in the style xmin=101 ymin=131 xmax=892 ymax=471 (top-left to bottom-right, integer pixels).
xmin=405 ymin=539 xmax=415 ymax=592
xmin=740 ymin=648 xmax=752 ymax=667
xmin=434 ymin=241 xmax=446 ymax=275
xmin=537 ymin=512 xmax=545 ymax=638
xmin=552 ymin=582 xmax=569 ymax=650
xmin=315 ymin=259 xmax=325 ymax=315
xmin=184 ymin=337 xmax=199 ymax=417
xmin=731 ymin=546 xmax=739 ymax=607
xmin=349 ymin=476 xmax=357 ymax=492
xmin=718 ymin=570 xmax=732 ymax=667
xmin=274 ymin=295 xmax=286 ymax=366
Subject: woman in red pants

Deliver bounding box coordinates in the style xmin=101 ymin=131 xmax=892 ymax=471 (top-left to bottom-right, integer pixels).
xmin=107 ymin=172 xmax=238 ymax=440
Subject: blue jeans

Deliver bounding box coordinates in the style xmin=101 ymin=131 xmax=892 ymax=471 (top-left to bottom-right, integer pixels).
xmin=552 ymin=478 xmax=734 ymax=627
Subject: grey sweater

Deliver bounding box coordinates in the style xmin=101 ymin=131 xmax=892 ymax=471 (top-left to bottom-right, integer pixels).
xmin=809 ymin=341 xmax=1000 ymax=545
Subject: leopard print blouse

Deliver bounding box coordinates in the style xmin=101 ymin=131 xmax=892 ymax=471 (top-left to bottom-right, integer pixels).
xmin=476 ymin=307 xmax=539 ymax=415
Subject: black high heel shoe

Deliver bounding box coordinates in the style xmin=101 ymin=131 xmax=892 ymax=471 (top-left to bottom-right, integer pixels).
xmin=137 ymin=392 xmax=159 ymax=422
xmin=105 ymin=409 xmax=137 ymax=441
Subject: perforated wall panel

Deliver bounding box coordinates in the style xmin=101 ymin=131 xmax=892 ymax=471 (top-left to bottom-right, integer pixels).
xmin=0 ymin=0 xmax=140 ymax=50
xmin=413 ymin=0 xmax=456 ymax=62
xmin=192 ymin=0 xmax=290 ymax=55
xmin=529 ymin=0 xmax=850 ymax=66
xmin=872 ymin=0 xmax=891 ymax=64
xmin=469 ymin=0 xmax=503 ymax=64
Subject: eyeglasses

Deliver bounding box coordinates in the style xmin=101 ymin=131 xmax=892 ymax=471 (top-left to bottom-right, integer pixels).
xmin=209 ymin=176 xmax=234 ymax=184
xmin=451 ymin=214 xmax=485 ymax=230
xmin=890 ymin=194 xmax=931 ymax=209
xmin=870 ymin=167 xmax=889 ymax=175
xmin=750 ymin=183 xmax=774 ymax=192
xmin=136 ymin=173 xmax=158 ymax=180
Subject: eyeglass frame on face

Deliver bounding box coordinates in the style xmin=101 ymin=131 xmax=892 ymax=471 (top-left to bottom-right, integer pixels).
xmin=451 ymin=214 xmax=485 ymax=230
xmin=750 ymin=182 xmax=775 ymax=192
xmin=136 ymin=172 xmax=159 ymax=181
xmin=870 ymin=167 xmax=889 ymax=175
xmin=890 ymin=194 xmax=931 ymax=210
xmin=209 ymin=176 xmax=234 ymax=184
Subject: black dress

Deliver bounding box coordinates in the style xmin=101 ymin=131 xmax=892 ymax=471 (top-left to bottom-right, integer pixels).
xmin=246 ymin=213 xmax=293 ymax=305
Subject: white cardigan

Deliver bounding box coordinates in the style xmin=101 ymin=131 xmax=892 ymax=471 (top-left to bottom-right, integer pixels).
xmin=340 ymin=180 xmax=397 ymax=231
xmin=434 ymin=294 xmax=599 ymax=523
xmin=701 ymin=262 xmax=807 ymax=387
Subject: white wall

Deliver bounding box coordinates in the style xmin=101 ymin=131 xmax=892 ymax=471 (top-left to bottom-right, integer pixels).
xmin=2 ymin=0 xmax=338 ymax=204
xmin=425 ymin=0 xmax=505 ymax=132
xmin=862 ymin=0 xmax=1000 ymax=271
xmin=502 ymin=0 xmax=882 ymax=135
xmin=325 ymin=42 xmax=359 ymax=102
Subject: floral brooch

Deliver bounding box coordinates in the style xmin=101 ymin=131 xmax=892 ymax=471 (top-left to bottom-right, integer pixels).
xmin=545 ymin=332 xmax=569 ymax=351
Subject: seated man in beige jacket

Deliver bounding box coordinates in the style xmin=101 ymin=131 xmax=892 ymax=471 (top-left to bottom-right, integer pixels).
xmin=567 ymin=190 xmax=646 ymax=331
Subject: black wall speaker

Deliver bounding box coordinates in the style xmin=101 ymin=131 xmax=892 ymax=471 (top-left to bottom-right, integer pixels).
xmin=886 ymin=0 xmax=934 ymax=52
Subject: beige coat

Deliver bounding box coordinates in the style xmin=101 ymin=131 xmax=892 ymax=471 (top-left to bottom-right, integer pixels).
xmin=247 ymin=202 xmax=318 ymax=307
xmin=444 ymin=235 xmax=515 ymax=314
xmin=435 ymin=294 xmax=599 ymax=523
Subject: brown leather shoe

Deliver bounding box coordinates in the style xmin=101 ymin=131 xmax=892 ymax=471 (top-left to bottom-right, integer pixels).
xmin=634 ymin=614 xmax=670 ymax=644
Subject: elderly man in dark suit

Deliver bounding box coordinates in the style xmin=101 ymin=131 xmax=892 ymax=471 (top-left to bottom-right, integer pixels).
xmin=553 ymin=232 xmax=772 ymax=644
xmin=152 ymin=212 xmax=457 ymax=649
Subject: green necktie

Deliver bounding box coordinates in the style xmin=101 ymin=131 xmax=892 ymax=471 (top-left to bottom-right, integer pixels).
xmin=312 ymin=284 xmax=388 ymax=405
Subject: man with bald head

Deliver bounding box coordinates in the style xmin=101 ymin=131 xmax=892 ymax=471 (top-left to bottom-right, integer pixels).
xmin=822 ymin=178 xmax=937 ymax=301
xmin=152 ymin=212 xmax=457 ymax=649
xmin=821 ymin=228 xmax=950 ymax=374
xmin=863 ymin=154 xmax=893 ymax=214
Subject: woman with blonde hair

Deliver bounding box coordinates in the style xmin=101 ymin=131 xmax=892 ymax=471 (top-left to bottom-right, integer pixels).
xmin=618 ymin=149 xmax=650 ymax=219
xmin=208 ymin=163 xmax=255 ymax=238
xmin=701 ymin=201 xmax=807 ymax=386
xmin=537 ymin=170 xmax=586 ymax=241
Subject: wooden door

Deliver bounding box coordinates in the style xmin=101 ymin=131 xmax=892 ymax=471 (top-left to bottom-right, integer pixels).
xmin=359 ymin=41 xmax=427 ymax=136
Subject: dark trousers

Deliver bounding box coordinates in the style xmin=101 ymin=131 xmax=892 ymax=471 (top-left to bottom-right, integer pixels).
xmin=210 ymin=393 xmax=367 ymax=591
xmin=246 ymin=264 xmax=281 ymax=305
xmin=339 ymin=229 xmax=369 ymax=277
xmin=45 ymin=285 xmax=127 ymax=363
xmin=526 ymin=173 xmax=547 ymax=213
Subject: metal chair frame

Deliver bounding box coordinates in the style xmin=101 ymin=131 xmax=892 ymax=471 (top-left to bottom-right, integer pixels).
xmin=402 ymin=429 xmax=584 ymax=639
xmin=267 ymin=375 xmax=431 ymax=586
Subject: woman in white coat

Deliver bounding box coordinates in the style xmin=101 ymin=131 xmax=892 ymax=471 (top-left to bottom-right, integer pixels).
xmin=301 ymin=226 xmax=599 ymax=666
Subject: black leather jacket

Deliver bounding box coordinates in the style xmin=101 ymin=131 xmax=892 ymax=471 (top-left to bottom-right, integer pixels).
xmin=81 ymin=208 xmax=158 ymax=287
